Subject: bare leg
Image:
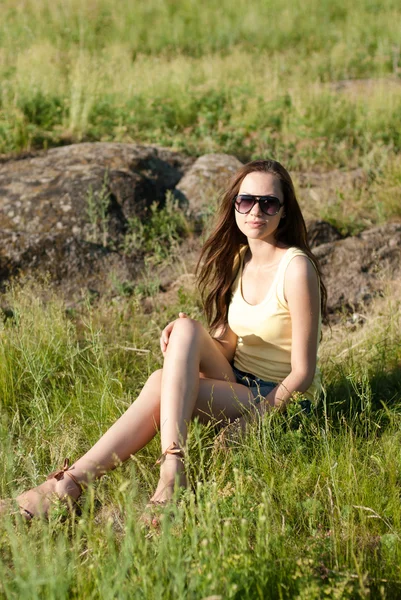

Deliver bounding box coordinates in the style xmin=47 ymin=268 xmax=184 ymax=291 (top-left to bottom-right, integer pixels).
xmin=65 ymin=319 xmax=243 ymax=502
xmin=151 ymin=318 xmax=245 ymax=503
xmin=69 ymin=320 xmax=235 ymax=483
xmin=13 ymin=321 xmax=255 ymax=513
xmin=18 ymin=370 xmax=166 ymax=506
xmin=70 ymin=371 xmax=163 ymax=479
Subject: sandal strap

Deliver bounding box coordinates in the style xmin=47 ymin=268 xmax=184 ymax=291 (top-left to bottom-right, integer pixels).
xmin=47 ymin=458 xmax=71 ymax=481
xmin=21 ymin=507 xmax=34 ymax=519
xmin=65 ymin=470 xmax=86 ymax=492
xmin=155 ymin=442 xmax=185 ymax=466
xmin=47 ymin=458 xmax=85 ymax=492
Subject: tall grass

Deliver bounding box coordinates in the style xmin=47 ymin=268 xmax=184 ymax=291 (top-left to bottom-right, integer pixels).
xmin=1 ymin=0 xmax=401 ymax=174
xmin=0 ymin=277 xmax=400 ymax=598
xmin=4 ymin=0 xmax=401 ymax=58
xmin=1 ymin=2 xmax=401 ymax=596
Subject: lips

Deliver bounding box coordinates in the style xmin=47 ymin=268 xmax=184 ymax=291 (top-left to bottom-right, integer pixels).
xmin=246 ymin=221 xmax=265 ymax=227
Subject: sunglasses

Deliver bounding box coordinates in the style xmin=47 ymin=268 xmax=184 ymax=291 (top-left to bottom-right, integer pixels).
xmin=233 ymin=194 xmax=284 ymax=216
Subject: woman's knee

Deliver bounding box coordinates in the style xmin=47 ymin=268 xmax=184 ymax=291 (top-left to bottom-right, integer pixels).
xmin=169 ymin=317 xmax=203 ymax=344
xmin=146 ymin=369 xmax=163 ymax=390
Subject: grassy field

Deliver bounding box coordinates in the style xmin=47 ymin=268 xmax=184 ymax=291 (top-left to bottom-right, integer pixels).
xmin=1 ymin=0 xmax=401 ymax=598
xmin=0 ymin=277 xmax=400 ymax=599
xmin=1 ymin=0 xmax=401 ymax=171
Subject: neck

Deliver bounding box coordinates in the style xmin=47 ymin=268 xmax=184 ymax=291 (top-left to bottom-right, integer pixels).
xmin=246 ymin=239 xmax=286 ymax=267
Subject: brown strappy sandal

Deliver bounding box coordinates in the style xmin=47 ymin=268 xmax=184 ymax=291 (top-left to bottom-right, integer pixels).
xmin=155 ymin=442 xmax=185 ymax=467
xmin=0 ymin=459 xmax=84 ymax=521
xmin=140 ymin=443 xmax=185 ymax=528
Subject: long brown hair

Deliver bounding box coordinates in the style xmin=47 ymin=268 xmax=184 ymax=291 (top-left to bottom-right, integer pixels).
xmin=196 ymin=159 xmax=327 ymax=334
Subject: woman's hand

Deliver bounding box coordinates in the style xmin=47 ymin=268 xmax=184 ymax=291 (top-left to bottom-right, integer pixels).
xmin=160 ymin=312 xmax=188 ymax=355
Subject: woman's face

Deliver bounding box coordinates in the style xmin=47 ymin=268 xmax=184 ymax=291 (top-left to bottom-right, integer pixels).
xmin=234 ymin=172 xmax=285 ymax=243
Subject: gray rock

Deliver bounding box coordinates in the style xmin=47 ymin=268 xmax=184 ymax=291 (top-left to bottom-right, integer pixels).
xmin=1 ymin=143 xmax=400 ymax=318
xmin=0 ymin=142 xmax=194 ymax=241
xmin=176 ymin=153 xmax=243 ymax=218
xmin=314 ymin=223 xmax=401 ymax=315
xmin=0 ymin=229 xmax=136 ymax=297
xmin=0 ymin=142 xmax=194 ymax=296
xmin=306 ymin=220 xmax=343 ymax=248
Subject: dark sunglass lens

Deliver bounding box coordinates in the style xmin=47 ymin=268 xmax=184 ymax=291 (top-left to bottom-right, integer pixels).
xmin=236 ymin=196 xmax=254 ymax=213
xmin=260 ymin=197 xmax=281 ymax=215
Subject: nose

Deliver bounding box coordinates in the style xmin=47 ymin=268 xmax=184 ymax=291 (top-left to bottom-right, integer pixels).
xmin=249 ymin=199 xmax=263 ymax=216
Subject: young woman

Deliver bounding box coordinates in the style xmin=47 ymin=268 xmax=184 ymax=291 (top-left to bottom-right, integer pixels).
xmin=1 ymin=159 xmax=326 ymax=519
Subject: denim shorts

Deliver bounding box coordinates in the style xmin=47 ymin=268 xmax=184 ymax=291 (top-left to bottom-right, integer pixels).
xmin=232 ymin=365 xmax=313 ymax=414
xmin=232 ymin=365 xmax=277 ymax=403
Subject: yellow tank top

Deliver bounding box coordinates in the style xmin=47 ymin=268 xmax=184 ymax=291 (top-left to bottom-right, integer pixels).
xmin=227 ymin=246 xmax=321 ymax=402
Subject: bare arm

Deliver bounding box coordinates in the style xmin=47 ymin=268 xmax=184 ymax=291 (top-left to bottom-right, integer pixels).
xmin=261 ymin=255 xmax=320 ymax=411
xmin=220 ymin=255 xmax=321 ymax=441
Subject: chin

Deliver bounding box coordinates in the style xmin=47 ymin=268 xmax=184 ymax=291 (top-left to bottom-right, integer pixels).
xmin=248 ymin=234 xmax=272 ymax=242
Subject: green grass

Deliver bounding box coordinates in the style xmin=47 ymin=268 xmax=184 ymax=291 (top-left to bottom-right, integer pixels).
xmin=2 ymin=0 xmax=401 ymax=233
xmin=1 ymin=0 xmax=401 ymax=173
xmin=1 ymin=1 xmax=401 ymax=596
xmin=0 ymin=277 xmax=400 ymax=599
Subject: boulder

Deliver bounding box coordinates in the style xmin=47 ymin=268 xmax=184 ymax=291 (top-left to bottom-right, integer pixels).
xmin=330 ymin=77 xmax=401 ymax=96
xmin=306 ymin=220 xmax=343 ymax=248
xmin=1 ymin=143 xmax=400 ymax=318
xmin=0 ymin=142 xmax=194 ymax=241
xmin=0 ymin=142 xmax=194 ymax=295
xmin=0 ymin=229 xmax=137 ymax=297
xmin=314 ymin=223 xmax=401 ymax=315
xmin=175 ymin=153 xmax=243 ymax=219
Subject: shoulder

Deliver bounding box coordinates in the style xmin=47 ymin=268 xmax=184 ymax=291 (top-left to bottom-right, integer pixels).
xmin=286 ymin=253 xmax=317 ymax=277
xmin=284 ymin=253 xmax=319 ymax=303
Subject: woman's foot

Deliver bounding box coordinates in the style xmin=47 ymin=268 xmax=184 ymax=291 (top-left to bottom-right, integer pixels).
xmin=0 ymin=460 xmax=83 ymax=521
xmin=150 ymin=442 xmax=186 ymax=504
xmin=141 ymin=443 xmax=186 ymax=527
xmin=149 ymin=457 xmax=187 ymax=505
